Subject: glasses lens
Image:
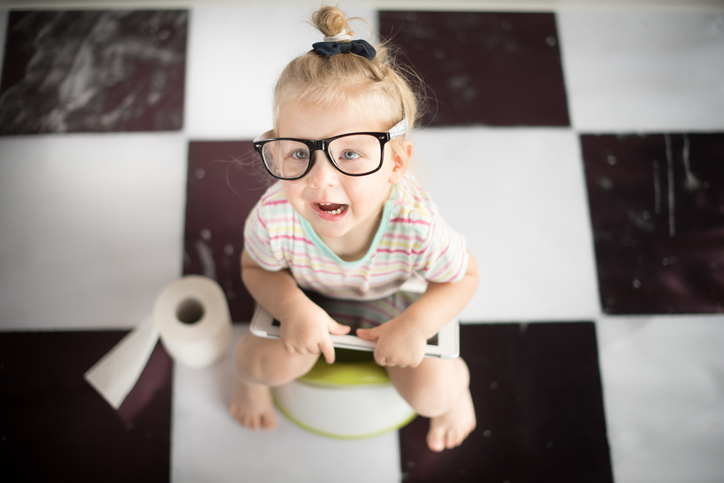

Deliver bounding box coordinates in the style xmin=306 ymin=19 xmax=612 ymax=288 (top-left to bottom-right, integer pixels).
xmin=328 ymin=134 xmax=382 ymax=175
xmin=262 ymin=140 xmax=311 ymax=179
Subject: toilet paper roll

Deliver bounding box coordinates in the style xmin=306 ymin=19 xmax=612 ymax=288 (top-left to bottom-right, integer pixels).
xmin=84 ymin=275 xmax=232 ymax=409
xmin=154 ymin=275 xmax=232 ymax=368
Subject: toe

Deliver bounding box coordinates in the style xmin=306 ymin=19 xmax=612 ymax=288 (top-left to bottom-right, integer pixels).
xmin=445 ymin=429 xmax=459 ymax=450
xmin=261 ymin=412 xmax=276 ymax=430
xmin=243 ymin=415 xmax=258 ymax=430
xmin=229 ymin=403 xmax=243 ymax=424
xmin=426 ymin=427 xmax=446 ymax=453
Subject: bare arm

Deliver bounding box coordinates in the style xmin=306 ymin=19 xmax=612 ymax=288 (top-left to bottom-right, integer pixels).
xmin=403 ymin=250 xmax=479 ymax=339
xmin=241 ymin=249 xmax=350 ymax=363
xmin=241 ymin=248 xmax=309 ymax=321
xmin=357 ymin=250 xmax=479 ymax=367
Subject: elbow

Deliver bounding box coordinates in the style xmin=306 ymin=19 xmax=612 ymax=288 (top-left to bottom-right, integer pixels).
xmin=466 ymin=250 xmax=479 ymax=280
xmin=465 ymin=250 xmax=479 ymax=292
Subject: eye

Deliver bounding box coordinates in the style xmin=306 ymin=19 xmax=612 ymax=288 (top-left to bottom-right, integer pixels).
xmin=290 ymin=149 xmax=309 ymax=160
xmin=339 ymin=150 xmax=361 ymax=161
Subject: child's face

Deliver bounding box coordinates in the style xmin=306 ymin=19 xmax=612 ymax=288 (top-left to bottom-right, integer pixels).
xmin=276 ymin=100 xmax=409 ymax=244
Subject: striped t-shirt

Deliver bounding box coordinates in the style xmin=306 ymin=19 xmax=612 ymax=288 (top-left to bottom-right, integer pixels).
xmin=243 ymin=179 xmax=469 ymax=300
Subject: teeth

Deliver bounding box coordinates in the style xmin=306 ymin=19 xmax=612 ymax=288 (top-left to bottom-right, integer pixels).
xmin=317 ymin=203 xmax=343 ymax=216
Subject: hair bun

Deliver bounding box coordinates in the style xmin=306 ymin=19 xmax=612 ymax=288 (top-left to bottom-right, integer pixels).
xmin=312 ymin=6 xmax=353 ymax=40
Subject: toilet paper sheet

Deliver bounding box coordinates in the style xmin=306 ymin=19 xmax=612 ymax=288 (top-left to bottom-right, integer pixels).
xmin=85 ymin=275 xmax=232 ymax=409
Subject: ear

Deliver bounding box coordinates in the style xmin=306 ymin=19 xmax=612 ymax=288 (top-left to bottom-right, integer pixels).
xmin=388 ymin=140 xmax=413 ymax=184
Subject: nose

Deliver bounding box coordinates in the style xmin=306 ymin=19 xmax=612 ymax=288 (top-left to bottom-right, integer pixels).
xmin=306 ymin=149 xmax=339 ymax=188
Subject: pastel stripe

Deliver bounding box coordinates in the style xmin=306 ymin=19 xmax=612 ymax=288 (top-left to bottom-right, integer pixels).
xmin=243 ymin=179 xmax=469 ymax=299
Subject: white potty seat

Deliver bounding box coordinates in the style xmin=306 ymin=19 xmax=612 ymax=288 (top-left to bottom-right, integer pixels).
xmin=272 ymin=349 xmax=416 ymax=439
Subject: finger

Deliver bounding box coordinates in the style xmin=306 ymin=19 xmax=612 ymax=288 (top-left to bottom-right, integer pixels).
xmin=303 ymin=345 xmax=322 ymax=357
xmin=375 ymin=353 xmax=390 ymax=366
xmin=356 ymin=327 xmax=380 ymax=341
xmin=328 ymin=322 xmax=351 ymax=335
xmin=320 ymin=338 xmax=336 ymax=364
xmin=283 ymin=342 xmax=296 ymax=355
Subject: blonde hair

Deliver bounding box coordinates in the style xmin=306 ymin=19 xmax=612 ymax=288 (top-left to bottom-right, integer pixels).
xmin=273 ymin=6 xmax=424 ymax=160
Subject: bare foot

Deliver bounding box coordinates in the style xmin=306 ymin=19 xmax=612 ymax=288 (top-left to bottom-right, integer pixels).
xmin=426 ymin=388 xmax=476 ymax=452
xmin=230 ymin=378 xmax=277 ymax=430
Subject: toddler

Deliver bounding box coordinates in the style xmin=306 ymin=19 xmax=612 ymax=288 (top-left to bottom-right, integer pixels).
xmin=230 ymin=6 xmax=478 ymax=453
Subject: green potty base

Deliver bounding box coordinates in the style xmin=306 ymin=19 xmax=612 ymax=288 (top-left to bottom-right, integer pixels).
xmin=300 ymin=349 xmax=390 ymax=387
xmin=272 ymin=350 xmax=417 ymax=439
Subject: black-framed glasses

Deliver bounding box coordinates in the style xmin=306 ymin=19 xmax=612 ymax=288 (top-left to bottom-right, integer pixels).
xmin=253 ymin=118 xmax=408 ymax=180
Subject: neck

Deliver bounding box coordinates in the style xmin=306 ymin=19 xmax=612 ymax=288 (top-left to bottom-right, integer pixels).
xmin=321 ymin=210 xmax=383 ymax=262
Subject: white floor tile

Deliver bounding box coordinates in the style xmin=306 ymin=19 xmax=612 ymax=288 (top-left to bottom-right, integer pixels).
xmin=614 ymin=400 xmax=724 ymax=483
xmin=0 ymin=134 xmax=186 ymax=330
xmin=411 ymin=127 xmax=601 ymax=322
xmin=171 ymin=324 xmax=403 ymax=483
xmin=558 ymin=11 xmax=724 ymax=132
xmin=184 ymin=6 xmax=377 ymax=140
xmin=596 ymin=315 xmax=724 ymax=483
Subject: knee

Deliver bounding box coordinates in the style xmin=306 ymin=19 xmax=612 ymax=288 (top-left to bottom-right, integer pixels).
xmin=405 ymin=390 xmax=456 ymax=418
xmin=393 ymin=359 xmax=470 ymax=418
xmin=235 ymin=334 xmax=315 ymax=386
xmin=252 ymin=356 xmax=306 ymax=387
xmin=394 ymin=370 xmax=459 ymax=417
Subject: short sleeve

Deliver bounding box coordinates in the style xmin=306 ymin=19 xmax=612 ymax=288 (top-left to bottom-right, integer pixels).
xmin=243 ymin=200 xmax=288 ymax=271
xmin=416 ymin=216 xmax=469 ymax=283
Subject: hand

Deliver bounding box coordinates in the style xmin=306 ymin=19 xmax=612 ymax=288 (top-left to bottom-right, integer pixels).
xmin=356 ymin=317 xmax=427 ymax=368
xmin=279 ymin=302 xmax=350 ymax=364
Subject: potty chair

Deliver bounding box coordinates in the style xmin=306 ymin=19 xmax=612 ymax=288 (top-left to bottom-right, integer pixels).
xmin=272 ymin=348 xmax=416 ymax=439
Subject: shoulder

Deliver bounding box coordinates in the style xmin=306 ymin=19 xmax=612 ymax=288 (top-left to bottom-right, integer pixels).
xmin=388 ymin=178 xmax=439 ymax=228
xmin=380 ymin=179 xmax=441 ymax=256
xmin=258 ymin=181 xmax=290 ymax=208
xmin=252 ymin=181 xmax=295 ymax=220
xmin=246 ymin=181 xmax=299 ymax=236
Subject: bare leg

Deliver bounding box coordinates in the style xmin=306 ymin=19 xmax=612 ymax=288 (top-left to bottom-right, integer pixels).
xmin=387 ymin=357 xmax=476 ymax=452
xmin=230 ymin=332 xmax=319 ymax=430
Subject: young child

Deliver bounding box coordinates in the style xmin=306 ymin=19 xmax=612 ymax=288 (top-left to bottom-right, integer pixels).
xmin=230 ymin=6 xmax=478 ymax=453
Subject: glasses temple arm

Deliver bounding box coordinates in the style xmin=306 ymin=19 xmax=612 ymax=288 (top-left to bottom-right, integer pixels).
xmin=388 ymin=118 xmax=408 ymax=141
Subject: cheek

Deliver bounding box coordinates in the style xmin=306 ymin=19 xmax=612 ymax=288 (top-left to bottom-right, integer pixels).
xmin=281 ymin=181 xmax=305 ymax=206
xmin=344 ymin=177 xmax=390 ymax=207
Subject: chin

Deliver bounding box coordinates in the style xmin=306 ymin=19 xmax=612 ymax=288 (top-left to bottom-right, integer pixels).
xmin=313 ymin=224 xmax=350 ymax=239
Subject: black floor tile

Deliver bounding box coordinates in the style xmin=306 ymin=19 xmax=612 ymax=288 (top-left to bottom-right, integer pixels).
xmin=581 ymin=133 xmax=724 ymax=315
xmin=0 ymin=331 xmax=172 ymax=483
xmin=0 ymin=10 xmax=187 ymax=135
xmin=399 ymin=323 xmax=612 ymax=483
xmin=379 ymin=11 xmax=570 ymax=127
xmin=184 ymin=141 xmax=270 ymax=322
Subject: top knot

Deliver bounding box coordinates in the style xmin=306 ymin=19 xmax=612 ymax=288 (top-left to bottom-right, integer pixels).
xmin=312 ymin=6 xmax=354 ymax=41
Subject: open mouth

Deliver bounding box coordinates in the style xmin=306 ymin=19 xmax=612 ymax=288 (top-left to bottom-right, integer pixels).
xmin=315 ymin=202 xmax=347 ymax=216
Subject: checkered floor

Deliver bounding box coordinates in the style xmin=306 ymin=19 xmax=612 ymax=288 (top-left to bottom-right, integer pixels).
xmin=1 ymin=5 xmax=723 ymax=483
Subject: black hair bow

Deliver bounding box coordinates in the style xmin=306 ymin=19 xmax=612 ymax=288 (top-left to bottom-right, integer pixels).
xmin=312 ymin=40 xmax=376 ymax=60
